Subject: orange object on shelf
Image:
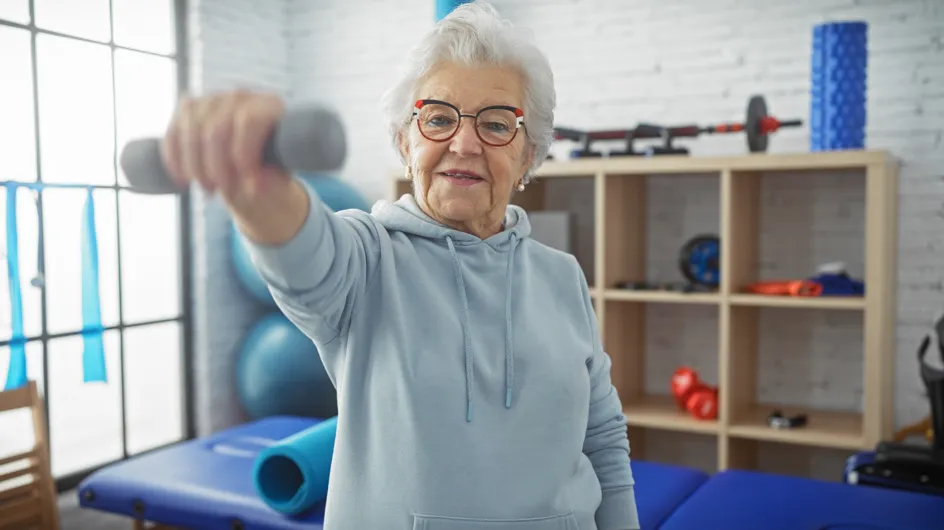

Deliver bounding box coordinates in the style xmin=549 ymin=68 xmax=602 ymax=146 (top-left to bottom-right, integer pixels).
xmin=744 ymin=280 xmax=823 ymax=297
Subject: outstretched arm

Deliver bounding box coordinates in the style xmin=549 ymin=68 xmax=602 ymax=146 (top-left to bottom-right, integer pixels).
xmin=158 ymin=90 xmax=381 ymax=350
xmin=239 ymin=177 xmax=382 ymax=345
xmin=576 ymin=263 xmax=640 ymax=530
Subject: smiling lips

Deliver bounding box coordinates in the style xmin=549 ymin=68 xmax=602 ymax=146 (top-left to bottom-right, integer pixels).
xmin=439 ymin=169 xmax=486 ymax=187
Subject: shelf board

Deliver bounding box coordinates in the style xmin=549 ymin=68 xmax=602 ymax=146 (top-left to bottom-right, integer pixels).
xmin=623 ymin=394 xmax=719 ymax=434
xmin=538 ymin=149 xmax=890 ymax=177
xmin=728 ymin=293 xmax=865 ymax=310
xmin=604 ymin=289 xmax=721 ymax=304
xmin=728 ymin=404 xmax=864 ymax=450
xmin=390 ymin=150 xmax=893 ymax=180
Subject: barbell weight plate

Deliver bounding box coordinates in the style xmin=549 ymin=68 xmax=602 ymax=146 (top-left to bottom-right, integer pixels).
xmin=692 ymin=242 xmax=718 ymax=284
xmin=678 ymin=235 xmax=721 ymax=287
xmin=746 ymin=95 xmax=769 ymax=153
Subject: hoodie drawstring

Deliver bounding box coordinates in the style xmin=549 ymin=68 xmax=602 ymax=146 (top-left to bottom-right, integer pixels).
xmin=445 ymin=233 xmax=520 ymax=422
xmin=446 ymin=236 xmax=475 ymax=422
xmin=504 ymin=233 xmax=517 ymax=409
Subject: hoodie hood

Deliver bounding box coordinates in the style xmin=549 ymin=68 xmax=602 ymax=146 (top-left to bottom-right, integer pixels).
xmin=371 ymin=193 xmax=531 ymax=248
xmin=371 ymin=194 xmax=531 ymax=422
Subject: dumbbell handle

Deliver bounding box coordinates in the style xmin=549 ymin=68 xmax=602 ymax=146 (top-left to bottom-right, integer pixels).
xmin=119 ymin=105 xmax=348 ymax=195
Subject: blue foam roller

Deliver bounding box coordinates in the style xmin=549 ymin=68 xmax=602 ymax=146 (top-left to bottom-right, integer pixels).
xmin=810 ymin=21 xmax=868 ymax=151
xmin=253 ymin=416 xmax=338 ymax=516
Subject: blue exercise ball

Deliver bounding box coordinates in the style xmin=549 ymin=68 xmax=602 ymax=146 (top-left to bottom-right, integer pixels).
xmin=230 ymin=173 xmax=370 ymax=307
xmin=303 ymin=172 xmax=372 ymax=213
xmin=236 ymin=313 xmax=337 ymax=420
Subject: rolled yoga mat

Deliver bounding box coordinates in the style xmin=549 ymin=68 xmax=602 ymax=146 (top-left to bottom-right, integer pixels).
xmin=253 ymin=416 xmax=338 ymax=515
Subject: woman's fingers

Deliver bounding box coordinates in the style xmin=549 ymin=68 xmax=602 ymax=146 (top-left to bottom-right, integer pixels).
xmin=231 ymin=92 xmax=286 ymax=197
xmin=201 ymin=93 xmax=239 ymax=197
xmin=160 ymin=97 xmax=187 ymax=189
xmin=159 ymin=90 xmax=286 ymax=199
xmin=178 ymin=96 xmax=214 ymax=192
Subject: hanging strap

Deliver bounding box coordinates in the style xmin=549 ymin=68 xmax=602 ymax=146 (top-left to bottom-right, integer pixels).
xmin=4 ymin=182 xmax=27 ymax=390
xmin=3 ymin=181 xmax=109 ymax=388
xmin=81 ymin=189 xmax=106 ymax=383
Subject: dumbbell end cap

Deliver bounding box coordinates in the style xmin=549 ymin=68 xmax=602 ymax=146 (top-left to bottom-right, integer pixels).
xmin=120 ymin=138 xmax=188 ymax=194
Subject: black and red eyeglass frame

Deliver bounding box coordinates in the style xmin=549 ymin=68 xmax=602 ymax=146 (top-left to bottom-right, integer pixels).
xmin=411 ymin=99 xmax=525 ymax=146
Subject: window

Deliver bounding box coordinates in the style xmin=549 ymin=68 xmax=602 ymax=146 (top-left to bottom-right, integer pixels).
xmin=0 ymin=0 xmax=190 ymax=489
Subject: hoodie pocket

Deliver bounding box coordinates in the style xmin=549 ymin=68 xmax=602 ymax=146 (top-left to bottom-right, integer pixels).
xmin=412 ymin=512 xmax=579 ymax=530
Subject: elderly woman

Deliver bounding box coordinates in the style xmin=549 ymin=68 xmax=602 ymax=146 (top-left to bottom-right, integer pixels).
xmin=162 ymin=2 xmax=638 ymax=529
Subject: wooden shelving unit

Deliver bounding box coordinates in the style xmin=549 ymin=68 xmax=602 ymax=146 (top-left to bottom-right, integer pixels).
xmin=391 ymin=149 xmax=899 ymax=474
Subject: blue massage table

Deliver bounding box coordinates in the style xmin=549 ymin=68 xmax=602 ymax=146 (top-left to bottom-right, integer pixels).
xmin=79 ymin=416 xmax=327 ymax=529
xmin=78 ymin=415 xmax=709 ymax=529
xmin=629 ymin=460 xmax=708 ymax=529
xmin=658 ymin=468 xmax=944 ymax=530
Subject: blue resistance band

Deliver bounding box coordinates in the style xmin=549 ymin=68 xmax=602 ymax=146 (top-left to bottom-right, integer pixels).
xmin=3 ymin=181 xmax=107 ymax=390
xmin=81 ymin=189 xmax=106 ymax=383
xmin=4 ymin=182 xmax=26 ymax=390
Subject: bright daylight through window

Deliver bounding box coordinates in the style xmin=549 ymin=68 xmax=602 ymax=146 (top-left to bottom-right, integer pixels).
xmin=0 ymin=0 xmax=188 ymax=486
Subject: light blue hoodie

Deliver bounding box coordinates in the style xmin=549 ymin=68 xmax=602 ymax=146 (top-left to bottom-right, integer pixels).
xmin=242 ymin=178 xmax=639 ymax=530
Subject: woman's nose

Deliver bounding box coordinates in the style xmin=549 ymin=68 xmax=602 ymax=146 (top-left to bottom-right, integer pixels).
xmin=449 ymin=118 xmax=484 ymax=156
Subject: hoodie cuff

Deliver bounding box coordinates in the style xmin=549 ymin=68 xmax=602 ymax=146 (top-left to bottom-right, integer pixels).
xmin=595 ymin=486 xmax=640 ymax=530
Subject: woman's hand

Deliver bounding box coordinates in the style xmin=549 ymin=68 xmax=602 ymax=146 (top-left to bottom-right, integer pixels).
xmin=161 ymin=90 xmax=310 ymax=245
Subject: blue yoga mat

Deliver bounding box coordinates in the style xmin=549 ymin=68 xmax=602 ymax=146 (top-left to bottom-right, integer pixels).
xmin=252 ymin=415 xmax=337 ymax=516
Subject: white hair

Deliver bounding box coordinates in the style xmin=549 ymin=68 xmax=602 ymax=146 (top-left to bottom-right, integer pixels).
xmin=380 ymin=0 xmax=556 ymax=184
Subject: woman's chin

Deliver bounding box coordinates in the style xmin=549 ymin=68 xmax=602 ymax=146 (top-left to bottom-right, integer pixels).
xmin=437 ymin=200 xmax=482 ymax=221
xmin=424 ymin=192 xmax=482 ymax=221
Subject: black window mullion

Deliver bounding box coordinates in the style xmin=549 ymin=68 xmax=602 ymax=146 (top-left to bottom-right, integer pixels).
xmin=105 ymin=0 xmax=130 ymax=462
xmin=174 ymin=0 xmax=196 ymax=441
xmin=23 ymin=0 xmax=53 ymax=465
xmin=0 ymin=18 xmax=178 ymax=61
xmin=0 ymin=317 xmax=184 ymax=349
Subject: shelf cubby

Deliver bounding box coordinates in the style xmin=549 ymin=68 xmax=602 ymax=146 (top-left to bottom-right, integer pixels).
xmin=391 ymin=149 xmax=898 ymax=477
xmin=605 ymin=300 xmax=721 ymax=435
xmin=631 ymin=426 xmax=720 ymax=476
xmin=724 ymin=304 xmax=866 ymax=451
xmin=723 ymin=437 xmax=857 ymax=482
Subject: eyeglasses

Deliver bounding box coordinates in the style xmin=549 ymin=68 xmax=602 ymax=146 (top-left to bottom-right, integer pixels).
xmin=411 ymin=99 xmax=525 ymax=147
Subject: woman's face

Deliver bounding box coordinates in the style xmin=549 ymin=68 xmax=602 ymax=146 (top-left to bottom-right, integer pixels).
xmin=398 ymin=61 xmax=533 ymax=238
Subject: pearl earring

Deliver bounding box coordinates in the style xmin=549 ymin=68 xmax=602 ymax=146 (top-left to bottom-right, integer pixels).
xmin=517 ymin=183 xmax=525 ymax=192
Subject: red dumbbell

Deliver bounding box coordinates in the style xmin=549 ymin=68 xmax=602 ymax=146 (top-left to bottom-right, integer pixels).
xmin=686 ymin=386 xmax=718 ymax=420
xmin=670 ymin=367 xmax=719 ymax=421
xmin=671 ymin=367 xmax=699 ymax=410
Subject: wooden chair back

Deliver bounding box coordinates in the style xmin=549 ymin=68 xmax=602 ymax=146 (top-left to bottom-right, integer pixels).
xmin=0 ymin=380 xmax=60 ymax=530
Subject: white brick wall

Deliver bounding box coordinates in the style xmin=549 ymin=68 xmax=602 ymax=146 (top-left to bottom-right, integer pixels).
xmin=193 ymin=0 xmax=943 ymax=471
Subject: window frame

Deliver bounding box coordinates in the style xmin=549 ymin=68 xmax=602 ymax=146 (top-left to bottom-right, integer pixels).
xmin=0 ymin=0 xmax=194 ymax=493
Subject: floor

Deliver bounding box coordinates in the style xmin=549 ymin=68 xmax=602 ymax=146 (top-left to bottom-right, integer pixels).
xmin=59 ymin=489 xmax=129 ymax=530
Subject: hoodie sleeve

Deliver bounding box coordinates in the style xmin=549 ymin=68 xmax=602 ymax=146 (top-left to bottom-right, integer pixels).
xmin=576 ymin=261 xmax=640 ymax=530
xmin=238 ymin=177 xmax=382 ymax=346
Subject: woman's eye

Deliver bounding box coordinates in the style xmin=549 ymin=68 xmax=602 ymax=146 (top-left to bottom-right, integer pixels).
xmin=426 ymin=115 xmax=454 ymax=127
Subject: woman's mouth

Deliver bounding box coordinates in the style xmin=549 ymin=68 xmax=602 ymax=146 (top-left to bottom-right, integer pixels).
xmin=440 ymin=170 xmax=485 ymax=187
